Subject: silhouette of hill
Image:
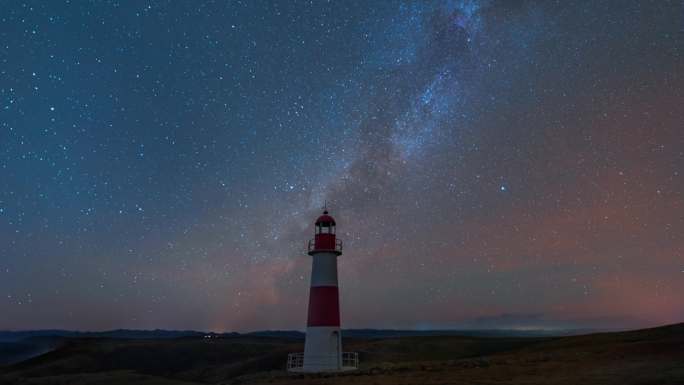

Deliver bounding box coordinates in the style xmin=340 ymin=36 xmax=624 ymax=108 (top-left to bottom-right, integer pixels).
xmin=0 ymin=330 xmax=235 ymax=343
xmin=0 ymin=327 xmax=589 ymax=343
xmin=0 ymin=323 xmax=681 ymax=384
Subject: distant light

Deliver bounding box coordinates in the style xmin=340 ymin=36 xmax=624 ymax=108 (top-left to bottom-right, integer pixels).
xmin=500 ymin=185 xmax=507 ymax=192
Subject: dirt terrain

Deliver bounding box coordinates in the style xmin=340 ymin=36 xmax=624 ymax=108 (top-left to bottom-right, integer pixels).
xmin=0 ymin=323 xmax=682 ymax=385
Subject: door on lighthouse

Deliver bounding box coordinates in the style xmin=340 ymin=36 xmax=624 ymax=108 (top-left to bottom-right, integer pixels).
xmin=331 ymin=331 xmax=341 ymax=369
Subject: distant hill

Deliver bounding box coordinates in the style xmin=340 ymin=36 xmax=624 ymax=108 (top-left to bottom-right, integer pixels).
xmin=0 ymin=330 xmax=238 ymax=366
xmin=341 ymin=328 xmax=596 ymax=339
xmin=0 ymin=337 xmax=63 ymax=367
xmin=0 ymin=327 xmax=591 ymax=343
xmin=0 ymin=329 xmax=238 ymax=343
xmin=0 ymin=327 xmax=605 ymax=367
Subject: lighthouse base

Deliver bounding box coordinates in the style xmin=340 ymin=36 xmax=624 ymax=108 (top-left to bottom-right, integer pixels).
xmin=302 ymin=326 xmax=342 ymax=371
xmin=287 ymin=327 xmax=359 ymax=372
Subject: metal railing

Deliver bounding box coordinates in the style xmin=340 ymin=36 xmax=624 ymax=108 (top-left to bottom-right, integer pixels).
xmin=307 ymin=238 xmax=343 ymax=253
xmin=287 ymin=352 xmax=359 ymax=372
xmin=287 ymin=352 xmax=304 ymax=371
xmin=342 ymin=352 xmax=359 ymax=369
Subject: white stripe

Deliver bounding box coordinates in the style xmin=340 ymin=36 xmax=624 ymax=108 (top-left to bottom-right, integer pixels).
xmin=310 ymin=252 xmax=339 ymax=287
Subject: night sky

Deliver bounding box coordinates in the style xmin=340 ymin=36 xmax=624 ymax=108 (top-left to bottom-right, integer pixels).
xmin=1 ymin=1 xmax=682 ymax=332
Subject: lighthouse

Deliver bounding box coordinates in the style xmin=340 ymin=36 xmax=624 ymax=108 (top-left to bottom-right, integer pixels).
xmin=287 ymin=209 xmax=358 ymax=372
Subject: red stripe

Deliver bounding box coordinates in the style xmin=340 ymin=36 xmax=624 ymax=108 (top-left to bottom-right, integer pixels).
xmin=314 ymin=234 xmax=336 ymax=250
xmin=307 ymin=286 xmax=340 ymax=327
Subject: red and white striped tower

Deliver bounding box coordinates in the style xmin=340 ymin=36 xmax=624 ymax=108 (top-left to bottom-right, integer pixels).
xmin=303 ymin=209 xmax=343 ymax=371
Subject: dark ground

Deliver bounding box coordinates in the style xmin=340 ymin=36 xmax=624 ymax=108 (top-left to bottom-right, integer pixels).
xmin=0 ymin=323 xmax=682 ymax=385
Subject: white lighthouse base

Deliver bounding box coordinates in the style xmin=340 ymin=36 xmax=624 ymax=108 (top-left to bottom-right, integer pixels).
xmin=286 ymin=326 xmax=358 ymax=373
xmin=303 ymin=326 xmax=341 ymax=371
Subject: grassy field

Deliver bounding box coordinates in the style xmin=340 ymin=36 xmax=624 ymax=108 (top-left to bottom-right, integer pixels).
xmin=0 ymin=323 xmax=682 ymax=385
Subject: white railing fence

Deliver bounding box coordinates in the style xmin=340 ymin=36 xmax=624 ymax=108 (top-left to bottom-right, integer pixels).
xmin=287 ymin=352 xmax=359 ymax=372
xmin=342 ymin=351 xmax=359 ymax=368
xmin=287 ymin=352 xmax=304 ymax=371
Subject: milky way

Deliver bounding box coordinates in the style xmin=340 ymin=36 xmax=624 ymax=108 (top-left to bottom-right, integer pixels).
xmin=1 ymin=1 xmax=682 ymax=331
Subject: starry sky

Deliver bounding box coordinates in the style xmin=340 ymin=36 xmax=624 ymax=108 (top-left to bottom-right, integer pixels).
xmin=1 ymin=0 xmax=683 ymax=332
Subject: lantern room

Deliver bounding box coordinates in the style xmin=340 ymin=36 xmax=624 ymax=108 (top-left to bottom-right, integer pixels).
xmin=309 ymin=210 xmax=342 ymax=255
xmin=315 ymin=211 xmax=336 ymax=234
